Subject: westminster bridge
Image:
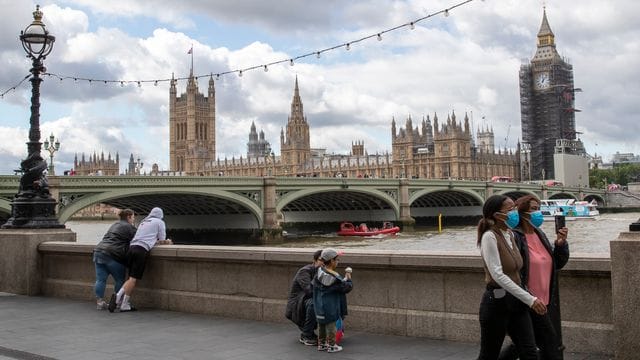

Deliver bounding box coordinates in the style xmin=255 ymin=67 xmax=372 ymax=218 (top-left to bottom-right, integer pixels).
xmin=0 ymin=175 xmax=606 ymax=241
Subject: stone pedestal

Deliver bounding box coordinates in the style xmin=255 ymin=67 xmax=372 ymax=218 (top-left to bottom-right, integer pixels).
xmin=610 ymin=231 xmax=640 ymax=359
xmin=0 ymin=228 xmax=75 ymax=295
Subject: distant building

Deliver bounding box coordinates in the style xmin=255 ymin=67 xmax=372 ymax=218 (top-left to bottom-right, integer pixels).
xmin=611 ymin=152 xmax=640 ymax=164
xmin=125 ymin=154 xmax=143 ymax=175
xmin=247 ymin=122 xmax=272 ymax=158
xmin=519 ymin=7 xmax=578 ymax=180
xmin=553 ymin=139 xmax=589 ymax=187
xmin=73 ymin=152 xmax=119 ymax=175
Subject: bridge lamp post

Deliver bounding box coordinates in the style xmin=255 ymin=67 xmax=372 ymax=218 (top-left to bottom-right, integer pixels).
xmin=2 ymin=5 xmax=63 ymax=229
xmin=43 ymin=133 xmax=60 ymax=175
xmin=134 ymin=158 xmax=143 ymax=175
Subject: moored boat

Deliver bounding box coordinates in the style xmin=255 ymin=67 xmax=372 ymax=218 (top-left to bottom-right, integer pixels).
xmin=337 ymin=222 xmax=400 ymax=236
xmin=540 ymin=199 xmax=599 ymax=221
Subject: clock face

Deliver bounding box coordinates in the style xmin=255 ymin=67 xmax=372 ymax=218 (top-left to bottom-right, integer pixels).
xmin=535 ymin=72 xmax=550 ymax=89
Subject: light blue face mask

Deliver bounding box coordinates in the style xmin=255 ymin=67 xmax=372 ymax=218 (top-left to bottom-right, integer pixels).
xmin=504 ymin=209 xmax=520 ymax=229
xmin=528 ymin=210 xmax=544 ymax=227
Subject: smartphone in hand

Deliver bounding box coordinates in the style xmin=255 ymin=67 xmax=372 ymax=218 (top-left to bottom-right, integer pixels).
xmin=554 ymin=215 xmax=566 ymax=234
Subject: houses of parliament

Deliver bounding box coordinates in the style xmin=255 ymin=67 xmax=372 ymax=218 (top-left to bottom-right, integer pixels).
xmin=168 ymin=73 xmax=519 ymax=180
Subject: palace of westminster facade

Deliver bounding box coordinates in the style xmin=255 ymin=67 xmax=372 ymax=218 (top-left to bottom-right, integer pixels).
xmin=167 ymin=74 xmax=520 ymax=180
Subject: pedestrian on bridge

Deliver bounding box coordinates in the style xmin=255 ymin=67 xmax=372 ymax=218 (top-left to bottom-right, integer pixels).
xmin=477 ymin=194 xmax=544 ymax=360
xmin=285 ymin=249 xmax=323 ymax=346
xmin=109 ymin=207 xmax=172 ymax=312
xmin=93 ymin=208 xmax=136 ymax=310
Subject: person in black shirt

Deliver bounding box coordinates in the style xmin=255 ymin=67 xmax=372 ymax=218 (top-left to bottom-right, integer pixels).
xmin=285 ymin=249 xmax=323 ymax=345
xmin=93 ymin=209 xmax=136 ymax=310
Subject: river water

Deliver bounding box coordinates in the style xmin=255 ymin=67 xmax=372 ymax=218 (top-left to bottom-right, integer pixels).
xmin=66 ymin=212 xmax=639 ymax=257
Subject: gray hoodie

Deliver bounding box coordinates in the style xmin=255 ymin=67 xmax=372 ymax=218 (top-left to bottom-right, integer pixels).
xmin=130 ymin=207 xmax=166 ymax=251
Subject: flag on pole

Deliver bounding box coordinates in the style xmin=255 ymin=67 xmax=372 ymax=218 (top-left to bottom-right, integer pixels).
xmin=187 ymin=47 xmax=193 ymax=54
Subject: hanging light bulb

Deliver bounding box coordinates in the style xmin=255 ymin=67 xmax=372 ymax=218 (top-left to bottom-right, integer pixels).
xmin=238 ymin=70 xmax=243 ymax=77
xmin=263 ymin=65 xmax=268 ymax=72
xmin=216 ymin=74 xmax=220 ymax=80
xmin=346 ymin=43 xmax=351 ymax=51
xmin=410 ymin=22 xmax=415 ymax=30
xmin=316 ymin=51 xmax=321 ymax=59
xmin=289 ymin=59 xmax=294 ymax=66
xmin=103 ymin=80 xmax=107 ymax=85
xmin=74 ymin=78 xmax=78 ymax=83
xmin=444 ymin=9 xmax=449 ymax=17
xmin=120 ymin=81 xmax=124 ymax=87
xmin=154 ymin=81 xmax=158 ymax=86
xmin=137 ymin=81 xmax=142 ymax=87
xmin=377 ymin=33 xmax=382 ymax=41
xmin=88 ymin=80 xmax=92 ymax=85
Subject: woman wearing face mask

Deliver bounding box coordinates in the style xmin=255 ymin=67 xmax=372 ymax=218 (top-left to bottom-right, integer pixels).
xmin=498 ymin=195 xmax=569 ymax=360
xmin=477 ymin=194 xmax=546 ymax=360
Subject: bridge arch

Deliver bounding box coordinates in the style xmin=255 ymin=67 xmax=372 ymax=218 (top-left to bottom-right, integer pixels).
xmin=58 ymin=188 xmax=264 ymax=228
xmin=276 ymin=187 xmax=399 ymax=223
xmin=548 ymin=192 xmax=577 ymax=200
xmin=409 ymin=189 xmax=484 ymax=218
xmin=583 ymin=194 xmax=605 ymax=206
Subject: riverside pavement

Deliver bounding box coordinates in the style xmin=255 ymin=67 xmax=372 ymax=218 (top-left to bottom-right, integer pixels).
xmin=0 ymin=293 xmax=609 ymax=360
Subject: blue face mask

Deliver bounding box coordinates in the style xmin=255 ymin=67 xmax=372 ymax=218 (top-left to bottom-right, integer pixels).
xmin=504 ymin=209 xmax=520 ymax=229
xmin=528 ymin=210 xmax=544 ymax=227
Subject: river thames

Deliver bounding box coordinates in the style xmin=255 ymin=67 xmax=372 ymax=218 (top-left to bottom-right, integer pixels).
xmin=66 ymin=212 xmax=639 ymax=257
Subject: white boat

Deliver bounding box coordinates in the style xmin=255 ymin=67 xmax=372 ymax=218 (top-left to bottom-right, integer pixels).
xmin=539 ymin=199 xmax=600 ymax=221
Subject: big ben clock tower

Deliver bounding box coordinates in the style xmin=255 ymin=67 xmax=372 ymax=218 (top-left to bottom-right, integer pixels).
xmin=519 ymin=7 xmax=577 ymax=181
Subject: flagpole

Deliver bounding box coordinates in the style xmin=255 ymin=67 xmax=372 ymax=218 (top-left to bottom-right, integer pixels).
xmin=190 ymin=44 xmax=193 ymax=75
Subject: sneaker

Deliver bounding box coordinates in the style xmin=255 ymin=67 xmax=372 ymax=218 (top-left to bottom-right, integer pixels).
xmin=327 ymin=344 xmax=343 ymax=353
xmin=107 ymin=293 xmax=118 ymax=313
xmin=119 ymin=304 xmax=137 ymax=312
xmin=96 ymin=300 xmax=108 ymax=310
xmin=317 ymin=343 xmax=328 ymax=351
xmin=299 ymin=336 xmax=318 ymax=346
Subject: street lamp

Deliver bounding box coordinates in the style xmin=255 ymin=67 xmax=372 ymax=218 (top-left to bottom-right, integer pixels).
xmin=134 ymin=158 xmax=143 ymax=175
xmin=2 ymin=5 xmax=63 ymax=229
xmin=43 ymin=133 xmax=60 ymax=175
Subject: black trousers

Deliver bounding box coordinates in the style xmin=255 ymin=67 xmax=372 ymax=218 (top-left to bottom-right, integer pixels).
xmin=497 ymin=309 xmax=563 ymax=360
xmin=478 ymin=290 xmax=538 ymax=360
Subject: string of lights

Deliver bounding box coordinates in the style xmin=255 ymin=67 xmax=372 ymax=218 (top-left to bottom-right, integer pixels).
xmin=0 ymin=74 xmax=32 ymax=99
xmin=1 ymin=0 xmax=478 ymax=97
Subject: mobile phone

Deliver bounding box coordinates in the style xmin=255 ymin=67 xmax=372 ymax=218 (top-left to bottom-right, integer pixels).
xmin=554 ymin=215 xmax=566 ymax=233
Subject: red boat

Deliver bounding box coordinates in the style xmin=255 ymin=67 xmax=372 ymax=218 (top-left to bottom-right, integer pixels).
xmin=337 ymin=222 xmax=400 ymax=237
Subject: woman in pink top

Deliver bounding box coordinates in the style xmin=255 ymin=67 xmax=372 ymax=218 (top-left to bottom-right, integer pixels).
xmin=499 ymin=195 xmax=569 ymax=360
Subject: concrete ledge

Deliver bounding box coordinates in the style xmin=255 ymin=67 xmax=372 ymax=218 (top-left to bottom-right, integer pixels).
xmin=36 ymin=243 xmax=613 ymax=355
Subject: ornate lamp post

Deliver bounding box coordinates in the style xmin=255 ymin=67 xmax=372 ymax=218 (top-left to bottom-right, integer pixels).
xmin=134 ymin=158 xmax=143 ymax=175
xmin=43 ymin=133 xmax=60 ymax=175
xmin=2 ymin=5 xmax=63 ymax=229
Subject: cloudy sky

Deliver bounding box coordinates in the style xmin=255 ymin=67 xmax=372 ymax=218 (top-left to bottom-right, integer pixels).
xmin=0 ymin=0 xmax=638 ymax=175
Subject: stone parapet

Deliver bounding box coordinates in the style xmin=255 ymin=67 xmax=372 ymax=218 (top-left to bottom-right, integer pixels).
xmin=36 ymin=243 xmax=613 ymax=355
xmin=0 ymin=229 xmax=75 ymax=295
xmin=610 ymin=231 xmax=640 ymax=359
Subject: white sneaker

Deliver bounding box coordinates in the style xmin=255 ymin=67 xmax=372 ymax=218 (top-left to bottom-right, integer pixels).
xmin=327 ymin=344 xmax=343 ymax=353
xmin=96 ymin=300 xmax=108 ymax=310
xmin=317 ymin=343 xmax=328 ymax=351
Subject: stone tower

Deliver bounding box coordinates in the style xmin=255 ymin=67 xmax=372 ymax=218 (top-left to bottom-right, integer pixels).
xmin=169 ymin=70 xmax=216 ymax=175
xmin=247 ymin=121 xmax=272 ymax=158
xmin=477 ymin=125 xmax=495 ymax=154
xmin=280 ymin=77 xmax=310 ymax=175
xmin=519 ymin=7 xmax=576 ymax=180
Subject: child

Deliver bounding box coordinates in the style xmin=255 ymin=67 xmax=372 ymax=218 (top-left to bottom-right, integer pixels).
xmin=312 ymin=248 xmax=353 ymax=353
